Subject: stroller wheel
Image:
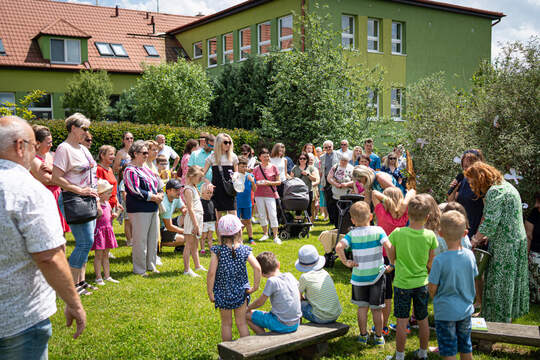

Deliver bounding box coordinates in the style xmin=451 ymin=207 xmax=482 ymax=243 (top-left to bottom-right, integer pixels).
xmin=279 ymin=229 xmax=290 ymax=240
xmin=299 ymin=227 xmax=310 ymax=238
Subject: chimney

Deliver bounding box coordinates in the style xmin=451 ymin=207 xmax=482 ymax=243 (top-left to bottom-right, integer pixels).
xmin=146 ymin=11 xmax=149 ymax=19
xmin=114 ymin=5 xmax=119 ymax=17
xmin=151 ymin=16 xmax=155 ymax=34
xmin=195 ymin=12 xmax=204 ymax=17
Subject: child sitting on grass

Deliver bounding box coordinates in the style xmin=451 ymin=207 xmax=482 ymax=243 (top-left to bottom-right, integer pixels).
xmin=429 ymin=211 xmax=477 ymax=360
xmin=200 ymin=183 xmax=216 ymax=255
xmin=207 ymin=215 xmax=261 ymax=341
xmin=386 ymin=194 xmax=438 ymax=360
xmin=247 ymin=252 xmax=302 ymax=334
xmin=296 ymin=245 xmax=342 ymax=324
xmin=336 ymin=201 xmax=392 ymax=346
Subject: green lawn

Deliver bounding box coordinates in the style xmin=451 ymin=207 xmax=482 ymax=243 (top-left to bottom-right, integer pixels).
xmin=49 ymin=221 xmax=540 ymax=359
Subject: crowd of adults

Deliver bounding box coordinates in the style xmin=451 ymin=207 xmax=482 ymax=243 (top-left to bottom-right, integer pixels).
xmin=0 ymin=113 xmax=538 ymax=359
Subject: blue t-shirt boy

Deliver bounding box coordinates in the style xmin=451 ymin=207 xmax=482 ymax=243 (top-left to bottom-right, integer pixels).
xmin=428 ymin=249 xmax=478 ymax=321
xmin=236 ymin=173 xmax=254 ymax=220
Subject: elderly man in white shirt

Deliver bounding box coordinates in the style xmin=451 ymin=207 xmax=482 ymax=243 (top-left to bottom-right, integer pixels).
xmin=156 ymin=134 xmax=180 ymax=171
xmin=0 ymin=116 xmax=86 ymax=359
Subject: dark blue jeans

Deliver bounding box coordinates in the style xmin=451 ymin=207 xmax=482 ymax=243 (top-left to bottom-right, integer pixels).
xmin=0 ymin=319 xmax=52 ymax=360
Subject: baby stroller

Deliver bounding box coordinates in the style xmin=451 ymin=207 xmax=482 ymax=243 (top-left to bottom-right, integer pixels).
xmin=276 ymin=178 xmax=312 ymax=240
xmin=323 ymin=193 xmax=365 ymax=267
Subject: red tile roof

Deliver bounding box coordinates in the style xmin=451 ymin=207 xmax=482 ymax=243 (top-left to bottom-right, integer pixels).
xmin=0 ymin=0 xmax=197 ymax=73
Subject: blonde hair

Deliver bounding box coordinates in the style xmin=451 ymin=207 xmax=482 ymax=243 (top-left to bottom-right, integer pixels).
xmin=186 ymin=165 xmax=204 ymax=180
xmin=214 ymin=133 xmax=234 ymax=165
xmin=440 ymin=210 xmax=467 ymax=242
xmin=350 ymin=201 xmax=371 ymax=225
xmin=415 ymin=193 xmax=440 ymax=231
xmin=382 ymin=187 xmax=404 ymax=219
xmin=271 ymin=143 xmax=285 ymax=158
xmin=382 ymin=152 xmax=398 ymax=168
xmin=145 ymin=140 xmax=158 ymax=150
xmin=408 ymin=194 xmax=433 ymax=223
xmin=65 ymin=113 xmax=90 ymax=132
xmin=352 ymin=165 xmax=375 ymax=189
xmin=98 ymin=145 xmax=115 ymax=163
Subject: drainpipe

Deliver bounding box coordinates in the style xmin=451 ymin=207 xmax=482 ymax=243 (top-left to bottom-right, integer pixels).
xmin=301 ymin=0 xmax=305 ymax=52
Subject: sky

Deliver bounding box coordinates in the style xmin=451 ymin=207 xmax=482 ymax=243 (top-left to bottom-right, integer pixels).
xmin=58 ymin=0 xmax=539 ymax=60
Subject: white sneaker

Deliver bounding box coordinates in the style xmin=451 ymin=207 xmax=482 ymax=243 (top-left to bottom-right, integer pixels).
xmin=126 ymin=240 xmax=132 ymax=247
xmin=95 ymin=278 xmax=106 ymax=286
xmin=273 ymin=237 xmax=282 ymax=245
xmin=251 ymin=217 xmax=259 ymax=224
xmin=258 ymin=234 xmax=269 ymax=242
xmin=156 ymin=256 xmax=163 ymax=266
xmin=108 ymin=252 xmax=116 ymax=259
xmin=183 ymin=269 xmax=200 ymax=277
xmin=105 ymin=277 xmax=119 ymax=283
xmin=195 ymin=266 xmax=207 ymax=272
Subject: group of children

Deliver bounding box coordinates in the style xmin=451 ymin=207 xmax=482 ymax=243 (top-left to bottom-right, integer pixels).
xmin=207 ymin=188 xmax=478 ymax=360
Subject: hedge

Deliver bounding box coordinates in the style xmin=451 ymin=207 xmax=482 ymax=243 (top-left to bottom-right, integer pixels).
xmin=30 ymin=120 xmax=261 ymax=158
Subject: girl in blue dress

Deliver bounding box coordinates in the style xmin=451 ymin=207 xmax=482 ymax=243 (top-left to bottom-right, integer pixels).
xmin=207 ymin=215 xmax=262 ymax=341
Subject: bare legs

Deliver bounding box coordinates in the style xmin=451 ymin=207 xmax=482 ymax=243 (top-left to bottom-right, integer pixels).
xmin=183 ymin=234 xmax=201 ymax=272
xmin=220 ymin=304 xmax=250 ymax=341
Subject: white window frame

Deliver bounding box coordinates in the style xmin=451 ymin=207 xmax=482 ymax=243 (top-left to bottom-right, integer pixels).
xmin=392 ymin=22 xmax=403 ymax=55
xmin=258 ymin=21 xmax=271 ymax=55
xmin=391 ymin=88 xmax=403 ymax=121
xmin=222 ymin=33 xmax=234 ymax=64
xmin=239 ymin=28 xmax=251 ymax=61
xmin=367 ymin=18 xmax=380 ymax=53
xmin=0 ymin=92 xmax=16 ymax=111
xmin=368 ymin=90 xmax=379 ymax=121
xmin=207 ymin=38 xmax=217 ymax=68
xmin=341 ymin=15 xmax=355 ymax=50
xmin=50 ymin=38 xmax=81 ymax=64
xmin=278 ymin=15 xmax=293 ymax=51
xmin=29 ymin=93 xmax=53 ymax=120
xmin=193 ymin=41 xmax=203 ymax=59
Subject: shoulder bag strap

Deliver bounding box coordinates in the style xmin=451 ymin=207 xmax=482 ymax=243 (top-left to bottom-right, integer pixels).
xmin=258 ymin=164 xmax=278 ymax=195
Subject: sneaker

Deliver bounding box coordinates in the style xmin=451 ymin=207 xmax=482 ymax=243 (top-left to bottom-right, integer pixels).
xmin=273 ymin=237 xmax=282 ymax=245
xmin=126 ymin=239 xmax=132 ymax=247
xmin=258 ymin=234 xmax=269 ymax=242
xmin=413 ymin=349 xmax=428 ymax=359
xmin=374 ymin=335 xmax=385 ymax=346
xmin=389 ymin=323 xmax=410 ymax=334
xmin=183 ymin=269 xmax=200 ymax=277
xmin=108 ymin=252 xmax=116 ymax=259
xmin=372 ymin=325 xmax=390 ymax=336
xmin=251 ymin=217 xmax=259 ymax=224
xmin=156 ymin=256 xmax=163 ymax=266
xmin=95 ymin=278 xmax=106 ymax=286
xmin=248 ymin=239 xmax=256 ymax=245
xmin=357 ymin=333 xmax=369 ymax=345
xmin=105 ymin=277 xmax=119 ymax=283
xmin=195 ymin=266 xmax=207 ymax=272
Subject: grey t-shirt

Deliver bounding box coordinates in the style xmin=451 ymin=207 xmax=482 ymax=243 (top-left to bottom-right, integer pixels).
xmin=263 ymin=272 xmax=302 ymax=326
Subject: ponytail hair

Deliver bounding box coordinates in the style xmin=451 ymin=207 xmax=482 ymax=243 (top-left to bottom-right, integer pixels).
xmin=382 ymin=187 xmax=404 ymax=219
xmin=220 ymin=231 xmax=242 ymax=259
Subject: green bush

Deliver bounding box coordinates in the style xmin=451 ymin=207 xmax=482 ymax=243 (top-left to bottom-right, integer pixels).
xmin=30 ymin=120 xmax=260 ymax=158
xmin=63 ymin=70 xmax=113 ymax=121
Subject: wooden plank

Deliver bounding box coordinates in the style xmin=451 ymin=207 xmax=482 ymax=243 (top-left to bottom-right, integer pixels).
xmin=471 ymin=322 xmax=540 ymax=347
xmin=217 ymin=322 xmax=350 ymax=360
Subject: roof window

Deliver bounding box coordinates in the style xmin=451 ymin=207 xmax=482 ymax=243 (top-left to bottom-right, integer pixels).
xmin=95 ymin=42 xmax=114 ymax=56
xmin=0 ymin=39 xmax=5 ymax=55
xmin=144 ymin=45 xmax=159 ymax=57
xmin=111 ymin=44 xmax=128 ymax=57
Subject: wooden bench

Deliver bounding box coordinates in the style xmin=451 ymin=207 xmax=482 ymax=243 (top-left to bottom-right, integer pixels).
xmin=471 ymin=322 xmax=540 ymax=350
xmin=217 ymin=322 xmax=349 ymax=360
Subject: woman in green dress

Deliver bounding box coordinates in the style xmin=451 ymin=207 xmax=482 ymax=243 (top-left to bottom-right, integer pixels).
xmin=465 ymin=162 xmax=529 ymax=322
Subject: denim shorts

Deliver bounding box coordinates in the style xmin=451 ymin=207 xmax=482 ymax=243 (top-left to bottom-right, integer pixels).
xmin=251 ymin=311 xmax=298 ymax=333
xmin=0 ymin=318 xmax=52 ymax=360
xmin=237 ymin=207 xmax=252 ymax=220
xmin=435 ymin=317 xmax=473 ymax=356
xmin=393 ymin=285 xmax=429 ymax=320
xmin=301 ymin=301 xmax=337 ymax=324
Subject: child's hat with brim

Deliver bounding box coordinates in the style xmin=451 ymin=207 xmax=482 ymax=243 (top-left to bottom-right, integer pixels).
xmin=295 ymin=245 xmax=325 ymax=272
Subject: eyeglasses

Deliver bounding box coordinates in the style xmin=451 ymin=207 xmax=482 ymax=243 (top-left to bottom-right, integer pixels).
xmin=79 ymin=126 xmax=89 ymax=132
xmin=139 ymin=151 xmax=149 ymax=156
xmin=85 ymin=138 xmax=92 ymax=143
xmin=341 ymin=143 xmax=347 ymax=146
xmin=124 ymin=137 xmax=133 ymax=140
xmin=223 ymin=141 xmax=232 ymax=145
xmin=323 ymin=146 xmax=330 ymax=149
xmin=17 ymin=139 xmax=36 ymax=147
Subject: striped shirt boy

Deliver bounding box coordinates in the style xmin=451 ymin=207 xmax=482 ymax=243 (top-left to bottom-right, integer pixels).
xmin=340 ymin=226 xmax=389 ymax=286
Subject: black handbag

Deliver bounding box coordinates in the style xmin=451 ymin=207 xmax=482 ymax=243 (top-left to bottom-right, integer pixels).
xmin=62 ymin=151 xmax=98 ymax=224
xmin=218 ymin=164 xmax=236 ymax=197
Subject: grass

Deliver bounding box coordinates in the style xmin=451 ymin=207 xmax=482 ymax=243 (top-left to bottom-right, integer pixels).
xmin=49 ymin=220 xmax=540 ymax=359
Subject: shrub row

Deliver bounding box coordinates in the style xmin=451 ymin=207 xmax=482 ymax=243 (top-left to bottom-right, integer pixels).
xmin=30 ymin=120 xmax=261 ymax=158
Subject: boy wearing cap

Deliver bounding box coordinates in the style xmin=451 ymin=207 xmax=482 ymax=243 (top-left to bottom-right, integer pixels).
xmin=159 ymin=179 xmax=187 ymax=251
xmin=336 ymin=201 xmax=392 ymax=346
xmin=247 ymin=252 xmax=302 ymax=334
xmin=296 ymin=245 xmax=342 ymax=323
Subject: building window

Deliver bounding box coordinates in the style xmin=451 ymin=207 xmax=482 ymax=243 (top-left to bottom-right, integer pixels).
xmin=239 ymin=28 xmax=251 ymax=61
xmin=391 ymin=88 xmax=403 ymax=121
xmin=368 ymin=90 xmax=379 ymax=120
xmin=0 ymin=92 xmax=15 ymax=111
xmin=367 ymin=19 xmax=379 ymax=52
xmin=193 ymin=41 xmax=203 ymax=59
xmin=95 ymin=42 xmax=113 ymax=56
xmin=392 ymin=22 xmax=403 ymax=54
xmin=144 ymin=45 xmax=159 ymax=57
xmin=175 ymin=47 xmax=189 ymax=60
xmin=278 ymin=15 xmax=293 ymax=51
xmin=29 ymin=93 xmax=53 ymax=120
xmin=222 ymin=33 xmax=234 ymax=64
xmin=341 ymin=15 xmax=354 ymax=49
xmin=51 ymin=39 xmax=80 ymax=64
xmin=207 ymin=38 xmax=217 ymax=67
xmin=0 ymin=39 xmax=6 ymax=55
xmin=110 ymin=44 xmax=128 ymax=57
xmin=258 ymin=21 xmax=271 ymax=55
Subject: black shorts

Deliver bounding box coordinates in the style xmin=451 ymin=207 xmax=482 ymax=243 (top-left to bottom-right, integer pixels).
xmin=384 ymin=256 xmax=394 ymax=300
xmin=160 ymin=228 xmax=177 ymax=243
xmin=351 ymin=275 xmax=386 ymax=308
xmin=393 ymin=285 xmax=429 ymax=320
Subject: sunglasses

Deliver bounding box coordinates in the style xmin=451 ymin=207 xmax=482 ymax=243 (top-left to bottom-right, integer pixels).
xmin=223 ymin=141 xmax=232 ymax=145
xmin=341 ymin=144 xmax=347 ymax=146
xmin=389 ymin=157 xmax=396 ymax=160
xmin=299 ymin=157 xmax=307 ymax=160
xmin=323 ymin=146 xmax=330 ymax=149
xmin=85 ymin=138 xmax=92 ymax=143
xmin=139 ymin=151 xmax=149 ymax=156
xmin=125 ymin=137 xmax=133 ymax=140
xmin=80 ymin=126 xmax=89 ymax=131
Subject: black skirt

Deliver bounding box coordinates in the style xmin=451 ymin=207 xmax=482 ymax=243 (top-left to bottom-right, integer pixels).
xmin=211 ymin=165 xmax=236 ymax=211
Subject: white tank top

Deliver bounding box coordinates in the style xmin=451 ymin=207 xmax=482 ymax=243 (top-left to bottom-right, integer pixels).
xmin=270 ymin=157 xmax=286 ymax=181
